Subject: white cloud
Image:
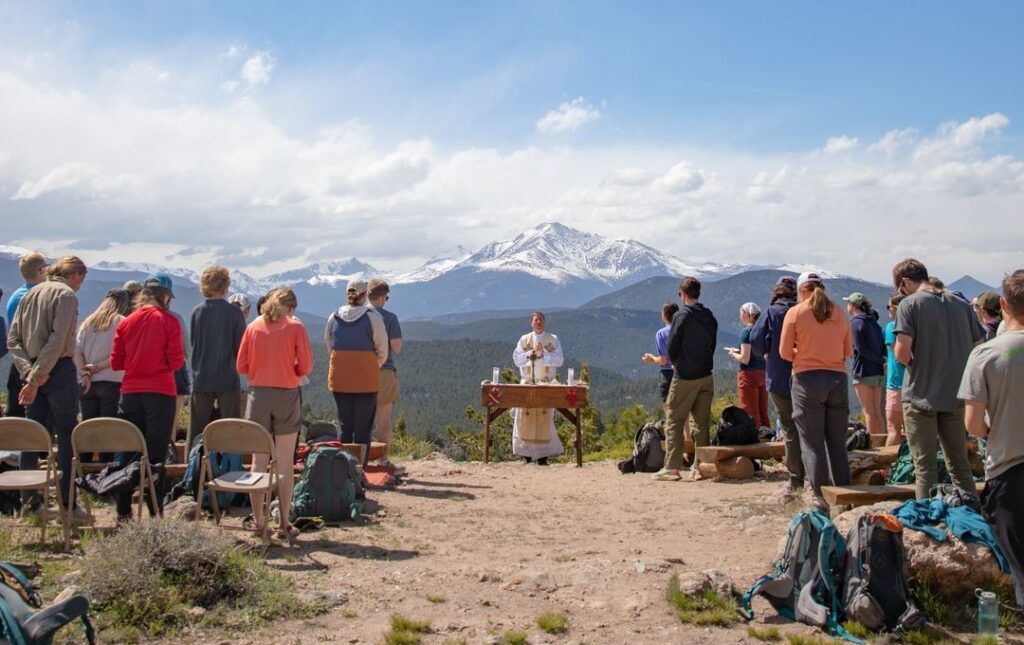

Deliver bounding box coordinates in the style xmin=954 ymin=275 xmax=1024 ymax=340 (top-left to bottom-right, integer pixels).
xmin=914 ymin=112 xmax=1009 ymax=160
xmin=0 ymin=49 xmax=1021 ymax=283
xmin=535 ymin=96 xmax=600 ymax=134
xmin=654 ymin=160 xmax=709 ymax=194
xmin=220 ymin=80 xmax=239 ymax=93
xmin=241 ymin=51 xmax=275 ymax=86
xmin=223 ymin=45 xmax=241 ymax=59
xmin=823 ymin=135 xmax=858 ymax=154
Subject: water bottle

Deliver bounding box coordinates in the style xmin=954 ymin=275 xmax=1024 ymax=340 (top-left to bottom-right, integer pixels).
xmin=492 ymin=367 xmax=500 ymax=383
xmin=976 ymin=588 xmax=999 ymax=636
xmin=567 ymin=368 xmax=575 ymax=386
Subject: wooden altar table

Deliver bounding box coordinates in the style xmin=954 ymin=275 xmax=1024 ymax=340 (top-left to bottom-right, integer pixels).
xmin=479 ymin=382 xmax=590 ymax=467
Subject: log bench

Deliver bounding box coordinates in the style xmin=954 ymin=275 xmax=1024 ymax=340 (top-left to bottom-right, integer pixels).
xmin=694 ymin=442 xmax=786 ymax=479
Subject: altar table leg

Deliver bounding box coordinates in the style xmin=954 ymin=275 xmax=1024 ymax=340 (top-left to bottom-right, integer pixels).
xmin=575 ymin=408 xmax=583 ymax=468
xmin=484 ymin=407 xmax=491 ymax=464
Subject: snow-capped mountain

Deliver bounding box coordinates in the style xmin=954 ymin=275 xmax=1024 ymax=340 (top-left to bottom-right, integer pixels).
xmin=438 ymin=222 xmax=739 ymax=286
xmin=393 ymin=246 xmax=472 ymax=284
xmin=263 ymin=258 xmax=379 ymax=288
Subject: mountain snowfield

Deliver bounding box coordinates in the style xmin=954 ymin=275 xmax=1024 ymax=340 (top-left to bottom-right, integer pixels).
xmin=0 ymin=222 xmax=918 ymax=319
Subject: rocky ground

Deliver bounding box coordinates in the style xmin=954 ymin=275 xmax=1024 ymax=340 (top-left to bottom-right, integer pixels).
xmin=167 ymin=456 xmax=1013 ymax=645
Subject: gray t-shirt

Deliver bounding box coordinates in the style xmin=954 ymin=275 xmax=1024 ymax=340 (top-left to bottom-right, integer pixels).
xmin=894 ymin=289 xmax=983 ymax=412
xmin=958 ymin=330 xmax=1024 ymax=479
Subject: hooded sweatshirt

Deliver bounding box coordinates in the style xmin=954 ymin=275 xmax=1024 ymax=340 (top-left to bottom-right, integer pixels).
xmin=667 ymin=302 xmax=718 ymax=380
xmin=850 ymin=311 xmax=885 ymax=379
xmin=325 ymin=304 xmax=388 ymax=393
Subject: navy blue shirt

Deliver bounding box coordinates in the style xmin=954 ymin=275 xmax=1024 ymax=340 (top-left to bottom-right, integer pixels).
xmin=749 ymin=298 xmax=795 ymax=396
xmin=850 ymin=312 xmax=885 ymax=379
xmin=739 ymin=327 xmax=766 ymax=371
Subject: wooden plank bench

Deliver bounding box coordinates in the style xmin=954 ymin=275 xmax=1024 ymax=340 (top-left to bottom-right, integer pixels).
xmin=821 ymin=484 xmax=916 ymax=508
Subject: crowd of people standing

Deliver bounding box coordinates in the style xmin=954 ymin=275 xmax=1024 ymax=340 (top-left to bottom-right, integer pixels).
xmin=2 ymin=253 xmax=404 ymax=537
xmin=645 ymin=258 xmax=1024 ymax=606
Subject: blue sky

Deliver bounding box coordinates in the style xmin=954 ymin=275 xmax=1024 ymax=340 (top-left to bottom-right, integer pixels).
xmin=1 ymin=1 xmax=1022 ymax=283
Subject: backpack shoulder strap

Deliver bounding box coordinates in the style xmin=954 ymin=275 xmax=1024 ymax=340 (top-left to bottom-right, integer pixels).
xmin=0 ymin=564 xmax=39 ymax=608
xmin=813 ymin=522 xmax=863 ymax=644
xmin=741 ymin=513 xmax=807 ymax=620
xmin=0 ymin=595 xmax=28 ymax=645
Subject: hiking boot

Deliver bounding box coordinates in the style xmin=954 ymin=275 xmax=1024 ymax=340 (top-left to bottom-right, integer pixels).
xmin=652 ymin=469 xmax=681 ymax=481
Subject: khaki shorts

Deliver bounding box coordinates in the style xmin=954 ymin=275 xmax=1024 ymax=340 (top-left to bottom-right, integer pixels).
xmin=245 ymin=387 xmax=302 ymax=436
xmin=378 ymin=369 xmax=400 ymax=405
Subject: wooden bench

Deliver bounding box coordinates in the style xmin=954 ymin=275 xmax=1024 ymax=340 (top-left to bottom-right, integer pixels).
xmin=822 ymin=481 xmax=988 ymax=509
xmin=694 ymin=442 xmax=786 ymax=479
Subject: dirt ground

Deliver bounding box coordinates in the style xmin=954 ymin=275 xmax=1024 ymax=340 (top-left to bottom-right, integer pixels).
xmin=202 ymin=457 xmax=858 ymax=645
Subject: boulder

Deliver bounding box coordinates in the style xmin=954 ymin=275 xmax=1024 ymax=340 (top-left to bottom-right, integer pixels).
xmin=833 ymin=503 xmax=1010 ymax=598
xmin=164 ymin=497 xmax=199 ymax=521
xmin=674 ymin=569 xmax=734 ymax=597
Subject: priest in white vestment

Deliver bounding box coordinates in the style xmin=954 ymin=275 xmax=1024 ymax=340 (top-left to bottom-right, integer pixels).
xmin=512 ymin=312 xmax=564 ymax=464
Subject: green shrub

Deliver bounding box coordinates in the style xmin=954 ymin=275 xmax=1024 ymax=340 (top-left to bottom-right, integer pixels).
xmin=665 ymin=574 xmax=740 ymax=626
xmin=746 ymin=625 xmax=781 ymax=641
xmin=78 ymin=518 xmax=321 ymax=638
xmin=499 ymin=630 xmax=529 ymax=645
xmin=537 ymin=611 xmax=568 ymax=634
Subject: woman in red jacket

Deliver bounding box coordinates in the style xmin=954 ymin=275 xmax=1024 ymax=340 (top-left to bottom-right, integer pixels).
xmin=110 ymin=273 xmax=184 ymax=520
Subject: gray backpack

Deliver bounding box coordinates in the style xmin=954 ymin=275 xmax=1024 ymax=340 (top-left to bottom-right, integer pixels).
xmin=842 ymin=514 xmax=926 ymax=634
xmin=742 ymin=510 xmax=860 ymax=642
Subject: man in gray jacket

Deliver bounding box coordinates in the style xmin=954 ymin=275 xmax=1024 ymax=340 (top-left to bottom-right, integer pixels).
xmin=7 ymin=256 xmax=87 ymax=513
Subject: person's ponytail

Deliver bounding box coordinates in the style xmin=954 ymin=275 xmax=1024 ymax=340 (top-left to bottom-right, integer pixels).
xmin=807 ymin=284 xmax=833 ymax=323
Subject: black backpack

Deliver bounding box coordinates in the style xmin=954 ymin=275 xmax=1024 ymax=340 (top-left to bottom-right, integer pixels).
xmin=842 ymin=514 xmax=926 ymax=634
xmin=846 ymin=422 xmax=870 ymax=451
xmin=712 ymin=406 xmax=759 ymax=446
xmin=617 ymin=423 xmax=666 ymax=474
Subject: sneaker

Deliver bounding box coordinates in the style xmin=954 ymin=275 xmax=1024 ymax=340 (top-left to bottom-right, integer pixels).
xmin=811 ymin=496 xmax=830 ymax=513
xmin=651 ymin=469 xmax=681 ymax=481
xmin=378 ymin=460 xmax=407 ymax=476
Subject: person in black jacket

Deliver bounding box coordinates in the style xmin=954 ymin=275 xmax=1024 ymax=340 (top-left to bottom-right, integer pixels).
xmin=653 ymin=277 xmax=718 ymax=482
xmin=844 ymin=292 xmax=886 ymax=437
xmin=750 ymin=276 xmax=804 ymax=497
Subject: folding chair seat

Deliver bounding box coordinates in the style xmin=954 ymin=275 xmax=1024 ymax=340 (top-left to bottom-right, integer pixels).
xmin=0 ymin=418 xmax=67 ymax=548
xmin=197 ymin=419 xmax=277 ymax=545
xmin=70 ymin=418 xmax=160 ymax=528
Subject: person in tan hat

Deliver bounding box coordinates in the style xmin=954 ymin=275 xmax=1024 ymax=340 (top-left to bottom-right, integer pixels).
xmin=325 ymin=278 xmax=387 ymax=463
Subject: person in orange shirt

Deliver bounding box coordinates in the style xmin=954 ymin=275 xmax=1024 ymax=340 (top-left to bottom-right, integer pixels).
xmin=236 ymin=288 xmax=313 ymax=541
xmin=779 ymin=272 xmax=853 ymax=510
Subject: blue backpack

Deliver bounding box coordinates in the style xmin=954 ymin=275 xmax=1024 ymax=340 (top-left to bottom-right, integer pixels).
xmin=166 ymin=435 xmax=242 ymax=509
xmin=741 ymin=510 xmax=861 ymax=643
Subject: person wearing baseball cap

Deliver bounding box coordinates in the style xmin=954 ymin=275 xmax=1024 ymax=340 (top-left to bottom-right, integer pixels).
xmin=749 ymin=275 xmax=805 ymax=498
xmin=843 ymin=292 xmax=886 ymax=441
xmin=779 ymin=271 xmax=853 ymax=510
xmin=325 ymin=277 xmax=388 ymax=463
xmin=975 ymin=291 xmax=1002 ymax=341
xmin=142 ymin=273 xmax=194 ymax=436
xmin=111 ymin=268 xmax=185 ymax=520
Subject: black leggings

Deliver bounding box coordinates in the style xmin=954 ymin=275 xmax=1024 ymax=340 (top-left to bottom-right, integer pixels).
xmin=333 ymin=392 xmax=377 ymax=462
xmin=982 ymin=462 xmax=1024 ymax=606
xmin=117 ymin=392 xmax=175 ymax=517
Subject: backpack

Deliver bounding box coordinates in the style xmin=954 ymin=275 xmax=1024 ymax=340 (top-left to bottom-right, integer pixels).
xmin=165 ymin=435 xmax=242 ymax=509
xmin=929 ymin=483 xmax=981 ymax=513
xmin=712 ymin=406 xmax=759 ymax=446
xmin=0 ymin=562 xmax=95 ymax=645
xmin=887 ymin=440 xmax=949 ymax=486
xmin=617 ymin=423 xmax=666 ymax=474
xmin=741 ymin=510 xmax=861 ymax=643
xmin=291 ymin=446 xmax=364 ymax=523
xmin=845 ymin=423 xmax=870 ymax=451
xmin=842 ymin=514 xmax=926 ymax=634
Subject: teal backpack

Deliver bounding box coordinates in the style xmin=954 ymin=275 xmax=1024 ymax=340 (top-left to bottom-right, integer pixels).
xmin=741 ymin=510 xmax=862 ymax=643
xmin=0 ymin=562 xmax=95 ymax=645
xmin=291 ymin=447 xmax=364 ymax=523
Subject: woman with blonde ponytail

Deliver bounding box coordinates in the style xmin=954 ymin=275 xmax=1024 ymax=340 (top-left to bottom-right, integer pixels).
xmin=236 ymin=287 xmax=312 ymax=542
xmin=779 ymin=272 xmax=853 ymax=511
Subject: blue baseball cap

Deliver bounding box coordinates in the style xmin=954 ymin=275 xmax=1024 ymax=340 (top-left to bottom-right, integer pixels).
xmin=143 ymin=272 xmax=174 ymax=296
